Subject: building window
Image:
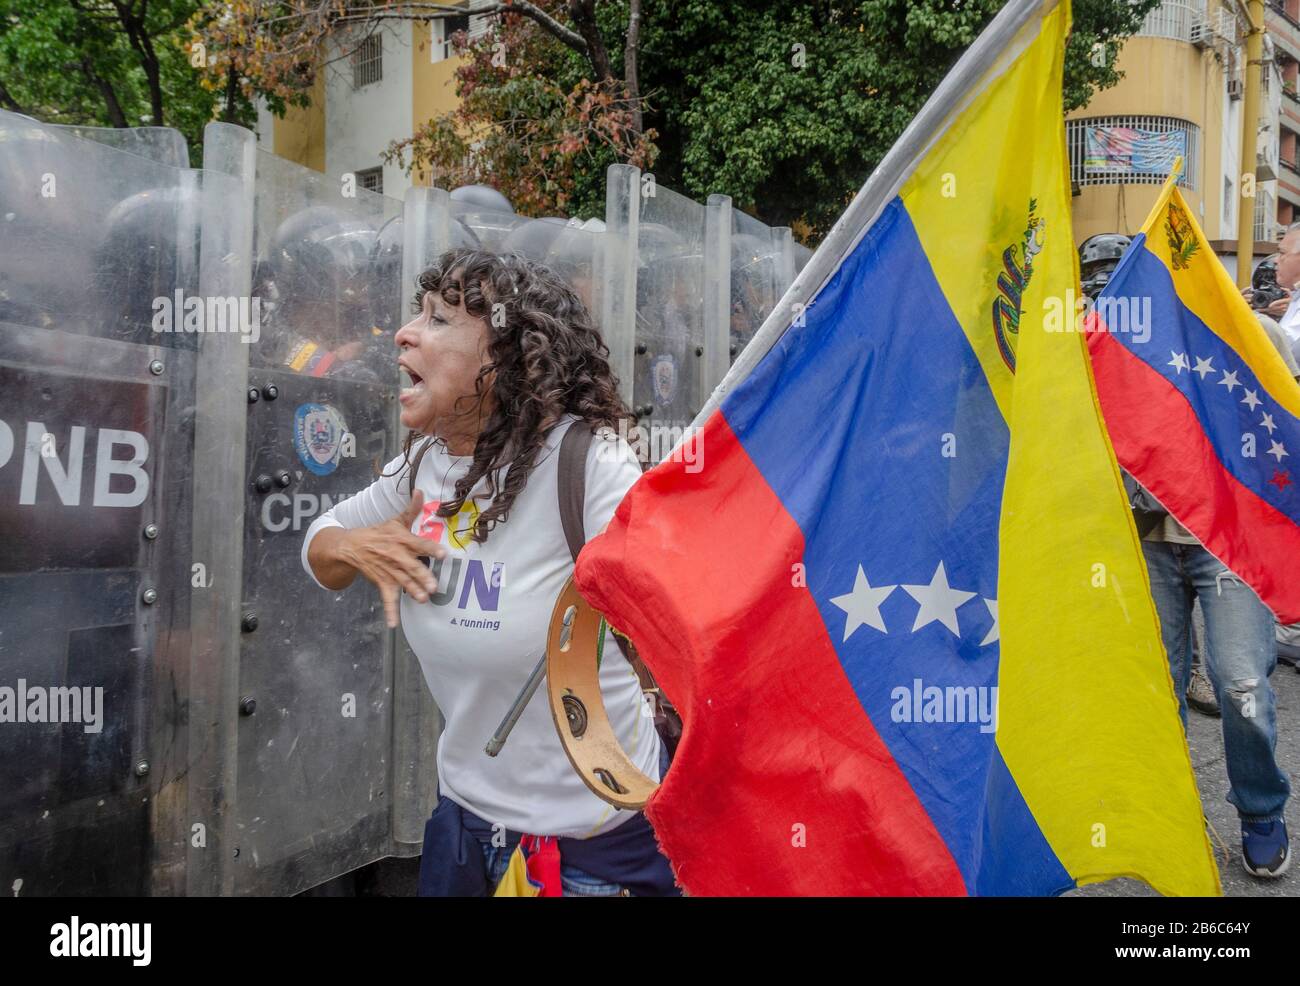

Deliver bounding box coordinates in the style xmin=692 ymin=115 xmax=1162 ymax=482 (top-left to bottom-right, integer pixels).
xmin=1255 ymin=188 xmax=1277 ymax=242
xmin=437 ymin=9 xmax=494 ymax=60
xmin=355 ymin=167 xmax=383 ymax=195
xmin=439 ymin=14 xmax=469 ymax=60
xmin=352 ymin=33 xmax=383 ymax=89
xmin=1066 ymin=116 xmax=1200 ymax=192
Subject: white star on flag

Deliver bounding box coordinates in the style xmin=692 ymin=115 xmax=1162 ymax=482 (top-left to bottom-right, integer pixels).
xmin=1268 ymin=440 xmax=1289 ymax=463
xmin=981 ymin=598 xmax=999 ymax=646
xmin=1241 ymin=389 xmax=1262 ymax=412
xmin=1261 ymin=412 xmax=1278 ymax=435
xmin=902 ymin=561 xmax=977 ymax=636
xmin=830 ymin=565 xmax=896 ymax=641
xmin=1168 ymin=352 xmax=1189 ymax=374
xmin=1192 ymin=356 xmax=1216 ymax=379
xmin=1218 ymin=370 xmax=1240 ymax=393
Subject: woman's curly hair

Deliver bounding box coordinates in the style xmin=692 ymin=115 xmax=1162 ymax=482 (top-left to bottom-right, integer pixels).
xmin=390 ymin=247 xmax=633 ymax=544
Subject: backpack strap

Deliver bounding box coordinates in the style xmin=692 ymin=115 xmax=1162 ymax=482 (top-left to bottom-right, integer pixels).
xmin=556 ymin=421 xmax=655 ymax=687
xmin=555 ymin=420 xmax=683 ymax=761
xmin=557 ymin=421 xmax=593 ymax=563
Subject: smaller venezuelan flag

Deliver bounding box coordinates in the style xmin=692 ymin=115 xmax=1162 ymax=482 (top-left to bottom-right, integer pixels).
xmin=1086 ymin=170 xmax=1300 ymax=623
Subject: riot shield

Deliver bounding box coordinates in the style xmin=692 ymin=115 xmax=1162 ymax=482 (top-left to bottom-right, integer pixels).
xmin=728 ymin=209 xmax=796 ymax=358
xmin=0 ymin=110 xmax=453 ymax=896
xmin=793 ymin=241 xmax=814 ymax=276
xmin=0 ymin=111 xmax=234 ymax=894
xmin=602 ymin=166 xmax=729 ymax=465
xmin=601 ymin=167 xmax=809 ymax=465
xmin=50 ymin=124 xmax=191 ymax=170
xmin=224 ymin=149 xmax=429 ymax=895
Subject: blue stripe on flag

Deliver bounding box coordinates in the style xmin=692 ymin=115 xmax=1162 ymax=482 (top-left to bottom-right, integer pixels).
xmin=1098 ymin=238 xmax=1300 ymax=522
xmin=720 ymin=198 xmax=1072 ymax=894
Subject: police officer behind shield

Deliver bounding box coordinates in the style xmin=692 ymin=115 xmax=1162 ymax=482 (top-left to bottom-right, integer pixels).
xmin=301 ymin=247 xmax=677 ymax=896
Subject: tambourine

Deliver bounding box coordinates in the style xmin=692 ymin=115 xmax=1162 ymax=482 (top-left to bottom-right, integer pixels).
xmin=545 ymin=576 xmax=660 ymax=810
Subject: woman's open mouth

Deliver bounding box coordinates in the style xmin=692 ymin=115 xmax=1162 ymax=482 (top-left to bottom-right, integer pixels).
xmin=399 ymin=364 xmax=425 ymax=404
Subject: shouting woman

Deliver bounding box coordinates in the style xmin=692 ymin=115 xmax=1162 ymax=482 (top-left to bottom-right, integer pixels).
xmin=301 ymin=249 xmax=675 ymax=896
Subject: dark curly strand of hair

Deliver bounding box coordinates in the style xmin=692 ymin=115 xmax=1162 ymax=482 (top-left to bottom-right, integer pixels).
xmin=389 ymin=247 xmax=633 ymax=544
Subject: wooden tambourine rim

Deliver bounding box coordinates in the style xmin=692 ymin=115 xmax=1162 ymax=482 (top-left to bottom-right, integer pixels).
xmin=546 ymin=576 xmax=660 ymax=810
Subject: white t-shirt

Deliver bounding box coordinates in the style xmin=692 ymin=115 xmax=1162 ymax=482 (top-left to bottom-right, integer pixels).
xmin=301 ymin=416 xmax=660 ymax=837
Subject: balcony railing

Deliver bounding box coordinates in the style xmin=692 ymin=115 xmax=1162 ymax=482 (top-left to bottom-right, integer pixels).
xmin=1135 ymin=0 xmax=1209 ymax=42
xmin=1268 ymin=0 xmax=1300 ymax=34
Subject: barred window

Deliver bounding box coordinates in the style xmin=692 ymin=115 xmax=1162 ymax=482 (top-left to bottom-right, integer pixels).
xmin=355 ymin=167 xmax=383 ymax=195
xmin=1066 ymin=116 xmax=1199 ymax=192
xmin=352 ymin=34 xmax=383 ymax=89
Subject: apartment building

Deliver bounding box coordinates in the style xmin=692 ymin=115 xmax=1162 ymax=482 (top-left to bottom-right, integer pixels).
xmin=1068 ymin=0 xmax=1281 ymax=267
xmin=256 ymin=7 xmax=492 ymax=197
xmin=1267 ymin=0 xmax=1300 ymax=232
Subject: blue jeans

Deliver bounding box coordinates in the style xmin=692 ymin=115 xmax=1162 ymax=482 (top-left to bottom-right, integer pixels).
xmin=1142 ymin=541 xmax=1289 ymax=823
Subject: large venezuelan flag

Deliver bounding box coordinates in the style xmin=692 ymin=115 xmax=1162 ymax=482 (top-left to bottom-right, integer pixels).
xmin=1086 ymin=172 xmax=1300 ymax=623
xmin=576 ymin=0 xmax=1219 ymax=895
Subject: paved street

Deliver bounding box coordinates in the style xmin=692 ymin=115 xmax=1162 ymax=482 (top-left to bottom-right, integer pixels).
xmin=1074 ymin=657 xmax=1300 ymax=898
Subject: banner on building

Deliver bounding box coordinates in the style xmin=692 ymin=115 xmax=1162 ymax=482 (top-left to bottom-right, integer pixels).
xmin=1084 ymin=125 xmax=1186 ymax=177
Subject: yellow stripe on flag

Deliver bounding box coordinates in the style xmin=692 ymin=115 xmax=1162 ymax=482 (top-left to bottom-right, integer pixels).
xmin=1138 ymin=177 xmax=1300 ymax=419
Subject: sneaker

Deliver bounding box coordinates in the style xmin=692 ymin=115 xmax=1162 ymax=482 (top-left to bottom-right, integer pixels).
xmin=1186 ymin=667 xmax=1220 ymax=718
xmin=1241 ymin=819 xmax=1291 ymax=878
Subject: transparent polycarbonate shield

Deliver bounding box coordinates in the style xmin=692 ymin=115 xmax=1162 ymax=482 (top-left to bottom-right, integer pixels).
xmin=729 ymin=209 xmax=796 ymax=361
xmin=229 ymin=149 xmax=425 ymax=895
xmin=608 ymin=173 xmax=712 ymax=463
xmin=793 ymin=241 xmax=814 ymax=276
xmin=0 ymin=111 xmax=224 ymax=894
xmin=51 ymin=124 xmax=191 ymax=170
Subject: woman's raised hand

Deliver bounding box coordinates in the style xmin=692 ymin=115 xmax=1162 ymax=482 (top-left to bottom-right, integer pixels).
xmin=338 ymin=490 xmax=446 ymax=628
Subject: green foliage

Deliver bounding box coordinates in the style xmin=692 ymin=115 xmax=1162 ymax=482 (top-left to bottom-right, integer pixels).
xmin=0 ymin=0 xmax=253 ymax=165
xmin=388 ymin=5 xmax=655 ymax=221
xmin=636 ymin=0 xmax=1160 ymax=240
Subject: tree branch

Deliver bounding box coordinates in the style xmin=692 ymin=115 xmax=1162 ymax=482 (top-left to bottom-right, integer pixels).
xmin=0 ymin=78 xmax=26 ymax=114
xmin=566 ymin=0 xmax=612 ymax=79
xmin=330 ymin=2 xmax=590 ymax=54
xmin=625 ymin=0 xmax=642 ymax=133
xmin=79 ymin=57 xmax=129 ymax=127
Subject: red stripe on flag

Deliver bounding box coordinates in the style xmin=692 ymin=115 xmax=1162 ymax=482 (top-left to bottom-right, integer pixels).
xmin=1088 ymin=328 xmax=1300 ymax=622
xmin=575 ymin=413 xmax=966 ymax=895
